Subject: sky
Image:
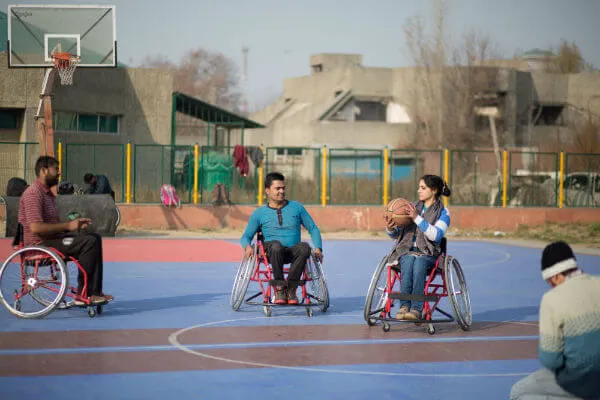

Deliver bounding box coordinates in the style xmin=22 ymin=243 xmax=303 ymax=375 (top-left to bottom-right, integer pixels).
xmin=3 ymin=0 xmax=600 ymax=110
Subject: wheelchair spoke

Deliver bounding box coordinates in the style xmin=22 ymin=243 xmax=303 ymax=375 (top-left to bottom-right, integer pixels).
xmin=0 ymin=246 xmax=68 ymax=319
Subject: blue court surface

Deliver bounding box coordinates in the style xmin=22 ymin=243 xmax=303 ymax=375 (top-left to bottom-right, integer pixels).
xmin=1 ymin=239 xmax=599 ymax=400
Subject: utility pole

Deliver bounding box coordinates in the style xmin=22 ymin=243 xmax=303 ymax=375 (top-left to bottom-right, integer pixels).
xmin=241 ymin=46 xmax=249 ymax=114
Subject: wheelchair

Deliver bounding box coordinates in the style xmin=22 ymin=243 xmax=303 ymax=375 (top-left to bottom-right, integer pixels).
xmin=230 ymin=231 xmax=330 ymax=317
xmin=363 ymin=238 xmax=471 ymax=334
xmin=0 ymin=224 xmax=106 ymax=319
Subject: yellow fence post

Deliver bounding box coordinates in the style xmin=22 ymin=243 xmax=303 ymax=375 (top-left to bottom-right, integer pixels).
xmin=559 ymin=151 xmax=565 ymax=208
xmin=443 ymin=148 xmax=450 ymax=207
xmin=57 ymin=140 xmax=62 ymax=173
xmin=193 ymin=144 xmax=199 ymax=205
xmin=257 ymin=145 xmax=265 ymax=205
xmin=502 ymin=150 xmax=508 ymax=208
xmin=382 ymin=147 xmax=390 ymax=205
xmin=321 ymin=146 xmax=328 ymax=207
xmin=126 ymin=142 xmax=132 ymax=204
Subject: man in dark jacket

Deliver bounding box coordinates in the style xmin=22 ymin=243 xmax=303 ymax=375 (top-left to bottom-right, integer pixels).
xmin=84 ymin=173 xmax=115 ymax=201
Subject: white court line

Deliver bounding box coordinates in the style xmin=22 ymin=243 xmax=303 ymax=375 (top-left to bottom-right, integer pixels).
xmin=168 ymin=315 xmax=534 ymax=378
xmin=460 ymin=247 xmax=512 ymax=268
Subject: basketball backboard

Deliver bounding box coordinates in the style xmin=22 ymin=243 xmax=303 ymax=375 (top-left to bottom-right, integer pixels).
xmin=7 ymin=4 xmax=116 ymax=67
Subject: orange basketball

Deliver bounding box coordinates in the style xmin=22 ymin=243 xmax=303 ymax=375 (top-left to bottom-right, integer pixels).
xmin=384 ymin=197 xmax=413 ymax=226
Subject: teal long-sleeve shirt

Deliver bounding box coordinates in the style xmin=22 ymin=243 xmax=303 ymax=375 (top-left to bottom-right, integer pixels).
xmin=240 ymin=200 xmax=322 ymax=250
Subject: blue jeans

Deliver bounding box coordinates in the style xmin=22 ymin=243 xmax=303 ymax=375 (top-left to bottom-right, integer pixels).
xmin=399 ymin=254 xmax=437 ymax=312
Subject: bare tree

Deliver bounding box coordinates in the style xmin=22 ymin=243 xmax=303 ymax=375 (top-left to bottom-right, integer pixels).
xmin=403 ymin=0 xmax=506 ymax=198
xmin=402 ymin=0 xmax=502 ymax=149
xmin=140 ymin=48 xmax=242 ymax=111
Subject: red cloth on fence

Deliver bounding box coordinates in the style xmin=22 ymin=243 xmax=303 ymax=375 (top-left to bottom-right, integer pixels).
xmin=233 ymin=145 xmax=249 ymax=176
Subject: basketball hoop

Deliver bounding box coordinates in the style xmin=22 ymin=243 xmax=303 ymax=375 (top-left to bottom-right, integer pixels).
xmin=52 ymin=51 xmax=80 ymax=86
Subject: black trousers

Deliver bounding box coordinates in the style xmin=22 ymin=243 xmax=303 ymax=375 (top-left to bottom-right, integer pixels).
xmin=42 ymin=232 xmax=104 ymax=297
xmin=264 ymin=241 xmax=312 ymax=289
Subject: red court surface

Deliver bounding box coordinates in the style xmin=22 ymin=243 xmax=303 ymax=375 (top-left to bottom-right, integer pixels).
xmin=0 ymin=238 xmax=241 ymax=263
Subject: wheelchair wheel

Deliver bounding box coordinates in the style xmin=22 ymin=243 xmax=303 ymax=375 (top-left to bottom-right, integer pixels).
xmin=230 ymin=247 xmax=255 ymax=311
xmin=115 ymin=206 xmax=121 ymax=229
xmin=444 ymin=255 xmax=472 ymax=331
xmin=364 ymin=256 xmax=389 ymax=324
xmin=0 ymin=246 xmax=69 ymax=319
xmin=305 ymin=253 xmax=329 ymax=312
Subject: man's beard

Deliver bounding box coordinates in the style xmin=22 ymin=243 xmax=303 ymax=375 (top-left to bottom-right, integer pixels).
xmin=46 ymin=176 xmax=59 ymax=187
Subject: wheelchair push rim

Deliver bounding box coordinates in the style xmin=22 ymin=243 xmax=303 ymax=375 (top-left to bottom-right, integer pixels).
xmin=230 ymin=246 xmax=256 ymax=311
xmin=304 ymin=253 xmax=329 ymax=312
xmin=444 ymin=255 xmax=472 ymax=330
xmin=364 ymin=256 xmax=389 ymax=324
xmin=0 ymin=246 xmax=69 ymax=319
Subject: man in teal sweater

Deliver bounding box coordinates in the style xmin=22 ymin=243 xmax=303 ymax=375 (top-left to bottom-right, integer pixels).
xmin=241 ymin=172 xmax=323 ymax=305
xmin=511 ymin=241 xmax=600 ymax=400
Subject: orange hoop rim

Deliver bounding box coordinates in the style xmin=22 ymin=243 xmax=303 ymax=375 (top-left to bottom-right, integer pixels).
xmin=52 ymin=51 xmax=80 ymax=68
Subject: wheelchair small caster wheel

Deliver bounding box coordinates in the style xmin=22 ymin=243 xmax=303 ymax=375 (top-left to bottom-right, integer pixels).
xmin=263 ymin=306 xmax=272 ymax=317
xmin=367 ymin=317 xmax=377 ymax=326
xmin=87 ymin=306 xmax=97 ymax=318
xmin=97 ymin=305 xmax=103 ymax=315
xmin=426 ymin=324 xmax=435 ymax=335
xmin=382 ymin=322 xmax=391 ymax=332
xmin=306 ymin=307 xmax=313 ymax=317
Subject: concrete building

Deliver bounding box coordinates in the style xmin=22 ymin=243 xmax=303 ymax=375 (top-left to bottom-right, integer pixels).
xmin=246 ymin=52 xmax=600 ymax=181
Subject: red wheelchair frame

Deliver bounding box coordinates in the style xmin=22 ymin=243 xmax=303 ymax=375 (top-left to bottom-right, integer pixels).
xmin=0 ymin=225 xmax=106 ymax=318
xmin=230 ymin=231 xmax=329 ymax=317
xmin=364 ymin=238 xmax=471 ymax=334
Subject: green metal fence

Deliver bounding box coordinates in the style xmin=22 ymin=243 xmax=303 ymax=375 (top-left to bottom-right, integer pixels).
xmin=389 ymin=149 xmax=443 ymax=201
xmin=328 ymin=148 xmax=382 ymax=205
xmin=134 ymin=145 xmax=177 ymax=203
xmin=508 ymin=151 xmax=559 ymax=207
xmin=564 ymin=153 xmax=600 ymax=207
xmin=450 ymin=150 xmax=500 ymax=206
xmin=1 ymin=142 xmax=599 ymax=208
xmin=264 ymin=147 xmax=321 ymax=205
xmin=199 ymin=145 xmax=257 ymax=205
xmin=63 ymin=143 xmax=125 ymax=202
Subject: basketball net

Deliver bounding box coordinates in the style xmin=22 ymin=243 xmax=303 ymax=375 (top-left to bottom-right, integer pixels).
xmin=52 ymin=51 xmax=80 ymax=86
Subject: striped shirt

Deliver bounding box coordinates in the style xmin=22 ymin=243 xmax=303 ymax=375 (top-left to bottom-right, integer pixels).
xmin=18 ymin=180 xmax=60 ymax=245
xmin=414 ymin=206 xmax=451 ymax=244
xmin=386 ymin=205 xmax=451 ymax=244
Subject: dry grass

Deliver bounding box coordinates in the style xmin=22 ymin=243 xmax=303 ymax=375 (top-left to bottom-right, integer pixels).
xmin=447 ymin=222 xmax=600 ymax=248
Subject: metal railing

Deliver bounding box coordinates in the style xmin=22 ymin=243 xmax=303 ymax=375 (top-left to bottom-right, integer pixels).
xmin=1 ymin=141 xmax=598 ymax=207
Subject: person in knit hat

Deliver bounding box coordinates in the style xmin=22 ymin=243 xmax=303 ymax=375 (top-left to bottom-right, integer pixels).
xmin=511 ymin=241 xmax=600 ymax=400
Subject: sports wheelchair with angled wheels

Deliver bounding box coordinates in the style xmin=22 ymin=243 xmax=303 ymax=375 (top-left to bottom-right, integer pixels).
xmin=230 ymin=231 xmax=329 ymax=317
xmin=0 ymin=224 xmax=107 ymax=318
xmin=364 ymin=238 xmax=471 ymax=334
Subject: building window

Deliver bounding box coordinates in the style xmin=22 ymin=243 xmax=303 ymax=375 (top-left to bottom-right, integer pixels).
xmin=0 ymin=109 xmax=21 ymax=129
xmin=354 ymin=101 xmax=387 ymax=121
xmin=275 ymin=147 xmax=303 ymax=156
xmin=54 ymin=111 xmax=120 ymax=134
